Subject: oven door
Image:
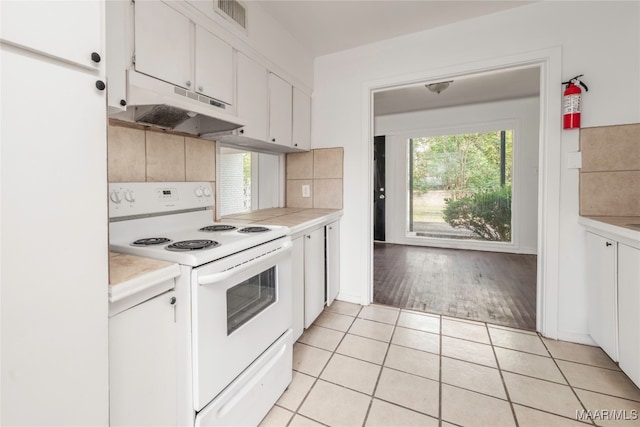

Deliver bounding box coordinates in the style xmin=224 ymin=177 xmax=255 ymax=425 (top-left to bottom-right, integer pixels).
xmin=191 ymin=237 xmax=292 ymax=411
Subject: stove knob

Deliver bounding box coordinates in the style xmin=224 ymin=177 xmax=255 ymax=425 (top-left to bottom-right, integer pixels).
xmin=195 ymin=188 xmax=204 ymax=197
xmin=124 ymin=190 xmax=135 ymax=203
xmin=109 ymin=190 xmax=121 ymax=204
xmin=202 ymin=187 xmax=212 ymax=197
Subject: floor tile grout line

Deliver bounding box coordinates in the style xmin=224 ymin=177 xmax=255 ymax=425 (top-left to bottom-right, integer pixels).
xmin=286 ymin=306 xmax=362 ymax=427
xmin=361 ymin=308 xmax=401 ymax=427
xmin=540 ymin=337 xmax=597 ymax=426
xmin=486 ymin=321 xmax=520 ymax=427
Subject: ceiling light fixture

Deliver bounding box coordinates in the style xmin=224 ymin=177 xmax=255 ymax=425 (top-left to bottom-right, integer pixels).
xmin=426 ymin=80 xmax=453 ymax=94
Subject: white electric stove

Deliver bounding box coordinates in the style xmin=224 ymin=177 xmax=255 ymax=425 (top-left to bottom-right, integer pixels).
xmin=108 ymin=182 xmax=293 ymax=427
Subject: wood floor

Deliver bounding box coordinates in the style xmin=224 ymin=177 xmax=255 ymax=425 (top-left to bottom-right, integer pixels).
xmin=373 ymin=243 xmax=537 ymax=330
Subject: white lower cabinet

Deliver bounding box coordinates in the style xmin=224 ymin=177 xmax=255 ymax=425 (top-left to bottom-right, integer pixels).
xmin=618 ymin=243 xmax=640 ymax=387
xmin=109 ymin=289 xmax=178 ymax=426
xmin=292 ymin=237 xmax=305 ymax=340
xmin=326 ymin=221 xmax=340 ymax=306
xmin=586 ymin=229 xmax=640 ymax=388
xmin=586 ymin=232 xmax=618 ymax=360
xmin=304 ymin=227 xmax=326 ymax=328
xmin=291 ymin=220 xmax=341 ymax=339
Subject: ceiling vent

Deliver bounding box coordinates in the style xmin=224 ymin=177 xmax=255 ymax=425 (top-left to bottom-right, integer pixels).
xmin=215 ymin=0 xmax=247 ymax=30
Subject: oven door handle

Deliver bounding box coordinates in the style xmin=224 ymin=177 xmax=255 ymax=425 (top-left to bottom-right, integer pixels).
xmin=197 ymin=240 xmax=293 ymax=286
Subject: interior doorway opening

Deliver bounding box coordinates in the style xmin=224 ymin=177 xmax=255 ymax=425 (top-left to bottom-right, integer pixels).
xmin=371 ymin=65 xmax=540 ymax=330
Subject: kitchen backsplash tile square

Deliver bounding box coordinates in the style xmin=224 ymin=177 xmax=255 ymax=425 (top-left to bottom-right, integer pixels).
xmin=107 ymin=125 xmax=146 ymax=182
xmin=580 ymin=171 xmax=640 ymax=216
xmin=145 ymin=132 xmax=186 ymax=182
xmin=287 ymin=151 xmax=314 ymax=180
xmin=313 ymin=148 xmax=344 ymax=179
xmin=580 ymin=124 xmax=640 ymax=172
xmin=580 ymin=123 xmax=640 ymax=216
xmin=287 ymin=180 xmax=314 ymax=208
xmin=313 ymin=179 xmax=343 ymax=209
xmin=185 ymin=137 xmax=216 ymax=182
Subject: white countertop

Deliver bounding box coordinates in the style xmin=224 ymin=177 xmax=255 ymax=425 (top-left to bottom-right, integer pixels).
xmin=579 ymin=216 xmax=640 ymax=249
xmin=222 ymin=208 xmax=343 ymax=238
xmin=109 ymin=252 xmax=180 ymax=307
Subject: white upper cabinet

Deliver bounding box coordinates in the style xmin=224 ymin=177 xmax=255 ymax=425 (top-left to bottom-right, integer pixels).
xmin=134 ymin=1 xmax=191 ymax=89
xmin=292 ymin=88 xmax=311 ymax=150
xmin=236 ymin=53 xmax=268 ymax=140
xmin=133 ymin=1 xmax=234 ymax=105
xmin=0 ymin=0 xmax=103 ymax=71
xmin=268 ymin=72 xmax=293 ymax=147
xmin=195 ymin=25 xmax=233 ymax=104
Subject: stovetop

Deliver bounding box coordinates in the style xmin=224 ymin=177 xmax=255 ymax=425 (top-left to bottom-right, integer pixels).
xmin=108 ymin=182 xmax=289 ymax=266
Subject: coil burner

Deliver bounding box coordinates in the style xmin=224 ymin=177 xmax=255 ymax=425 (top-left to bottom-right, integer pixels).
xmin=199 ymin=225 xmax=238 ymax=232
xmin=237 ymin=226 xmax=270 ymax=233
xmin=132 ymin=237 xmax=172 ymax=246
xmin=166 ymin=240 xmax=220 ymax=251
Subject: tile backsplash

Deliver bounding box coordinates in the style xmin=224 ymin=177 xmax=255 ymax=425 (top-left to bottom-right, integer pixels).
xmin=108 ymin=120 xmax=344 ymax=212
xmin=107 ymin=120 xmax=216 ymax=183
xmin=286 ymin=148 xmax=344 ymax=209
xmin=580 ymin=123 xmax=640 ymax=216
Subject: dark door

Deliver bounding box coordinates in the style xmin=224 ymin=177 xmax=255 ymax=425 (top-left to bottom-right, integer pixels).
xmin=374 ymin=136 xmax=386 ymax=241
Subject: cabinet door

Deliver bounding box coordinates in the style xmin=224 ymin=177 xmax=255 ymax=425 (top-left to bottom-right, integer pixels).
xmin=586 ymin=232 xmax=618 ymax=360
xmin=237 ymin=53 xmax=268 ymax=140
xmin=1 ymin=0 xmax=103 ymax=71
xmin=134 ymin=1 xmax=191 ymax=89
xmin=326 ymin=221 xmax=340 ymax=306
xmin=618 ymin=244 xmax=640 ymax=387
xmin=292 ymin=87 xmax=311 ymax=150
xmin=291 ymin=237 xmax=305 ymax=341
xmin=268 ymin=73 xmax=293 ymax=147
xmin=110 ymin=290 xmax=177 ymax=426
xmin=195 ymin=25 xmax=233 ymax=105
xmin=304 ymin=228 xmax=326 ymax=328
xmin=1 ymin=46 xmax=108 ymax=425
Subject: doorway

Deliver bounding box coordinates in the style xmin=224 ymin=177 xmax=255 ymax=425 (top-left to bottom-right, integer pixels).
xmin=372 ymin=66 xmax=541 ymax=329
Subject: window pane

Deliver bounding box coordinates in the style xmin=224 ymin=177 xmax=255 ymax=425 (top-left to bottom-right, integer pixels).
xmin=409 ymin=131 xmax=513 ymax=242
xmin=219 ymin=149 xmax=252 ymax=216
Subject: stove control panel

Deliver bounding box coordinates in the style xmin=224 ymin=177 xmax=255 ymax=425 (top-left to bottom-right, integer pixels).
xmin=109 ymin=182 xmax=214 ymax=219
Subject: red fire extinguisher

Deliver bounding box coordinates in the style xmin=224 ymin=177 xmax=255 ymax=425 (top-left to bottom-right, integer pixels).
xmin=562 ymin=74 xmax=589 ymax=129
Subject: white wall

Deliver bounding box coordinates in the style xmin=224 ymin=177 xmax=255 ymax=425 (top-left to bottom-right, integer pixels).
xmin=376 ymin=97 xmax=539 ymax=254
xmin=312 ymin=1 xmax=640 ymax=343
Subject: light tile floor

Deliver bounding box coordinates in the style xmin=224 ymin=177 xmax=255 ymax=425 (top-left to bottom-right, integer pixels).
xmin=260 ymin=302 xmax=640 ymax=427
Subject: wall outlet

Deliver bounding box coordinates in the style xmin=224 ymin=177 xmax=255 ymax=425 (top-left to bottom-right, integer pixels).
xmin=302 ymin=184 xmax=311 ymax=198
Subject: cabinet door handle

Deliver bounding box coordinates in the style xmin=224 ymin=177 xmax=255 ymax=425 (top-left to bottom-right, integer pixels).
xmin=185 ymin=80 xmax=192 ymax=88
xmin=90 ymin=52 xmax=101 ymax=63
xmin=95 ymin=80 xmax=106 ymax=91
xmin=606 ymin=242 xmax=613 ymax=247
xmin=170 ymin=296 xmax=177 ymax=305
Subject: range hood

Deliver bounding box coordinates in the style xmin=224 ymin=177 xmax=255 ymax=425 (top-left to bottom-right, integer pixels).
xmin=109 ymin=71 xmax=245 ymax=135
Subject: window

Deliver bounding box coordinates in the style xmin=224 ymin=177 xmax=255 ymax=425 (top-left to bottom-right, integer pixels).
xmin=218 ymin=147 xmax=283 ymax=217
xmin=408 ymin=130 xmax=513 ymax=242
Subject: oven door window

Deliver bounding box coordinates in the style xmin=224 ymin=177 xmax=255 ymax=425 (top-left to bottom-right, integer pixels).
xmin=227 ymin=266 xmax=276 ymax=335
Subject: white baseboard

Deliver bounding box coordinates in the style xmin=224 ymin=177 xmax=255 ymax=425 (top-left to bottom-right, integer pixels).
xmin=335 ymin=293 xmax=364 ymax=306
xmin=555 ymin=330 xmax=597 ymax=346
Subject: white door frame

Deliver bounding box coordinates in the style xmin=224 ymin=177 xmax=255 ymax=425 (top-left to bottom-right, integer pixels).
xmin=362 ymin=47 xmax=562 ymax=339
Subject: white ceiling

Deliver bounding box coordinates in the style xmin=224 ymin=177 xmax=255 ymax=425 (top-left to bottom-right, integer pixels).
xmin=374 ymin=66 xmax=541 ymax=116
xmin=255 ymin=0 xmax=536 ymax=57
xmin=255 ymin=0 xmax=541 ymax=115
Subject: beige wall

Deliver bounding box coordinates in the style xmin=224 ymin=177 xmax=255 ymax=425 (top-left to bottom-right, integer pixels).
xmin=580 ymin=123 xmax=640 ymax=216
xmin=286 ymin=148 xmax=344 ymax=209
